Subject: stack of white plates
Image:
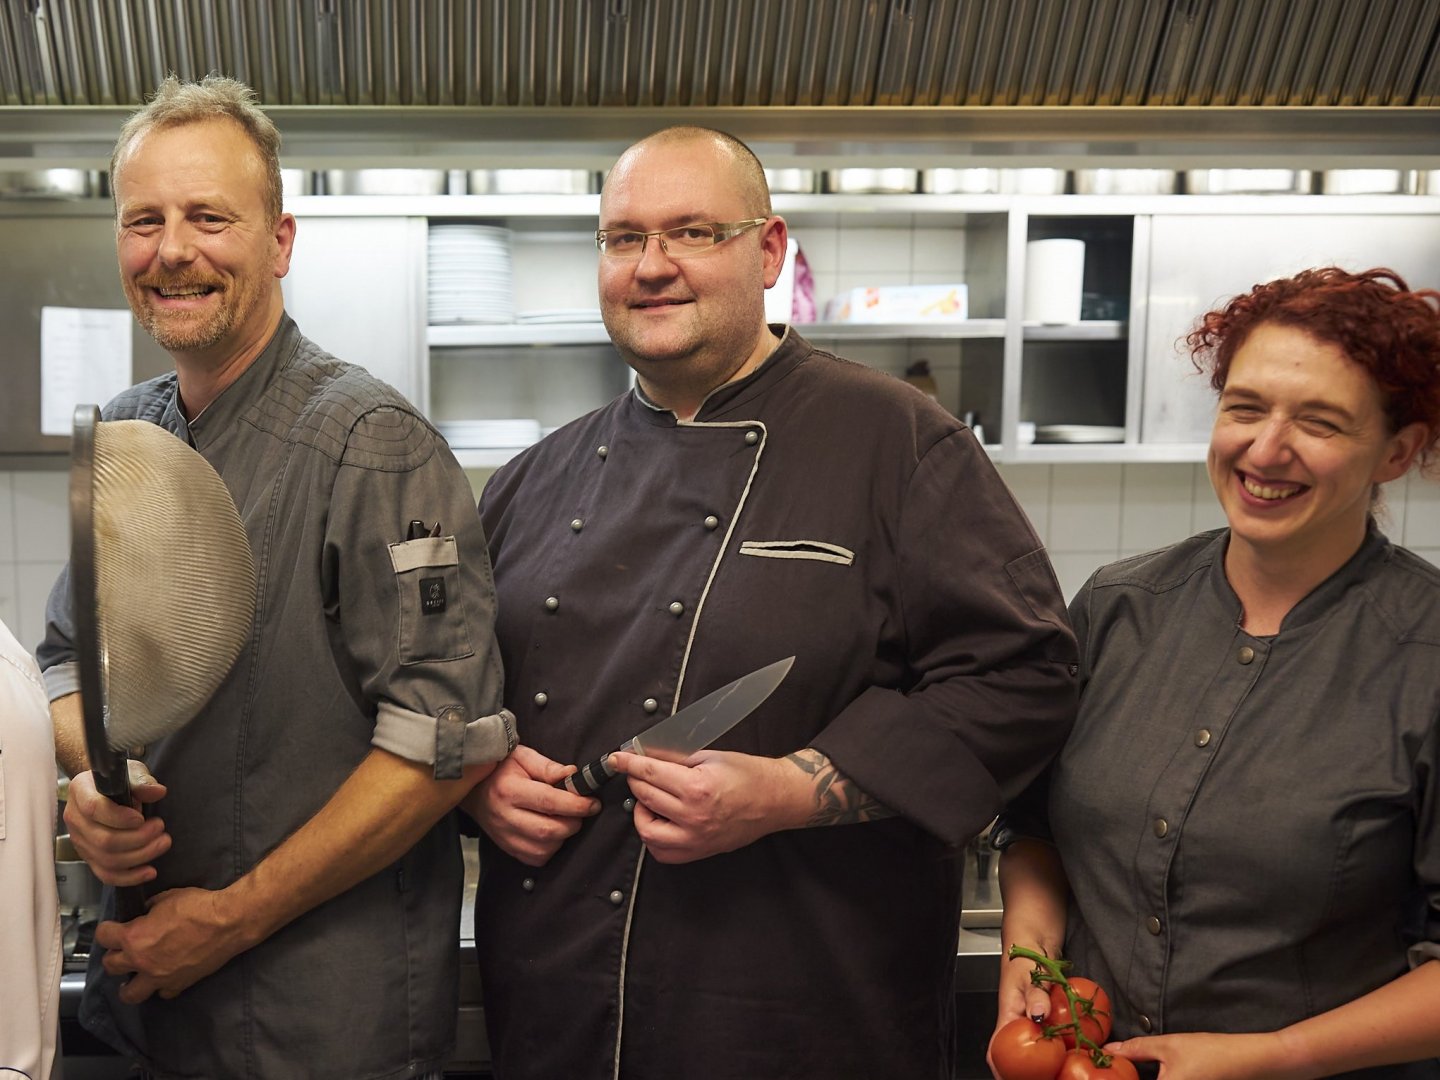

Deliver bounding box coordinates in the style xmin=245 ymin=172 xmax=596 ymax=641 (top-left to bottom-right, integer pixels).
xmin=1034 ymin=424 xmax=1125 ymax=444
xmin=428 ymin=224 xmax=514 ymax=324
xmin=436 ymin=418 xmax=541 ymax=449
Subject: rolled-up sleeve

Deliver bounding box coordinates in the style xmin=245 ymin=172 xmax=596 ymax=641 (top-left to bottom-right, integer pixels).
xmin=809 ymin=430 xmax=1079 ymax=847
xmin=36 ymin=564 xmax=81 ymax=701
xmin=323 ymin=408 xmax=515 ymax=776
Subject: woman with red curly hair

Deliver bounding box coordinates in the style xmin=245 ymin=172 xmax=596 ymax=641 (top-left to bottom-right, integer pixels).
xmin=991 ymin=267 xmax=1440 ymax=1079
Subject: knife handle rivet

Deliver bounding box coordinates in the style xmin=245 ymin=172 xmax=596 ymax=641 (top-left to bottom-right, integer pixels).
xmin=642 ymin=697 xmax=659 ymax=714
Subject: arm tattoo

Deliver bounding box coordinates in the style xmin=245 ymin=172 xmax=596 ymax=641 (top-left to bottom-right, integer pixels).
xmin=785 ymin=748 xmax=896 ymax=828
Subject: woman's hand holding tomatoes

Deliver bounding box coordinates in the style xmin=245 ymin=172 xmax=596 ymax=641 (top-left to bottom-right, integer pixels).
xmin=989 ymin=946 xmax=1138 ymax=1080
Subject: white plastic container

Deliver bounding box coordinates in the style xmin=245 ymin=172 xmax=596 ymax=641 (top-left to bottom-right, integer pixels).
xmin=1023 ymin=239 xmax=1086 ymax=324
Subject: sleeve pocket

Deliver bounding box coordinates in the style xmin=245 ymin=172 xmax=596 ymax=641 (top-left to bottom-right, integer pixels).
xmin=1005 ymin=547 xmax=1073 ymax=651
xmin=388 ymin=536 xmax=475 ymax=665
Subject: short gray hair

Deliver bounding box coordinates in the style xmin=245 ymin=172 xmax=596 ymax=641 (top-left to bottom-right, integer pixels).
xmin=112 ymin=74 xmax=283 ymax=223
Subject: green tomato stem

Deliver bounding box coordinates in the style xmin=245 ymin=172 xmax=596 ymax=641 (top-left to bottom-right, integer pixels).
xmin=1005 ymin=945 xmax=1110 ymax=1060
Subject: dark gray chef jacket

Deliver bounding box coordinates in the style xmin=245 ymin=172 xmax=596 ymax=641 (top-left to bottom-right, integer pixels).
xmin=475 ymin=327 xmax=1078 ymax=1080
xmin=38 ymin=315 xmax=515 ymax=1080
xmin=998 ymin=526 xmax=1440 ymax=1079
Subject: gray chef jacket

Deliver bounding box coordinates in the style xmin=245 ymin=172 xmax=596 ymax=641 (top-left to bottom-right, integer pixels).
xmin=38 ymin=315 xmax=515 ymax=1080
xmin=997 ymin=526 xmax=1440 ymax=1079
xmin=475 ymin=328 xmax=1078 ymax=1080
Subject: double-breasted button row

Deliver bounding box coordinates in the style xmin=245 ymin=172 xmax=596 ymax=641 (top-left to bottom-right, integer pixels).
xmin=744 ymin=430 xmax=759 ymax=445
xmin=643 ymin=697 xmax=659 ymax=714
xmin=544 ymin=596 xmax=560 ymax=612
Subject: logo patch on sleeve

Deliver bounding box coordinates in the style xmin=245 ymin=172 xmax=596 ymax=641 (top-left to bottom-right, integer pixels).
xmin=420 ymin=577 xmax=447 ymax=615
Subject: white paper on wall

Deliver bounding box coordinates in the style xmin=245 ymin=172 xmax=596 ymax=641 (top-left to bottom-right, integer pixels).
xmin=40 ymin=307 xmax=132 ymax=436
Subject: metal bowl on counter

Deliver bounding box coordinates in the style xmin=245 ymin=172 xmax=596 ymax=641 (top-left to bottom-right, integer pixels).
xmin=280 ymin=168 xmax=311 ymax=197
xmin=824 ymin=168 xmax=918 ymax=194
xmin=765 ymin=168 xmax=818 ymax=194
xmin=55 ymin=835 xmax=103 ymax=913
xmin=923 ymin=168 xmax=1068 ymax=195
xmin=467 ymin=169 xmax=597 ymax=195
xmin=1073 ymin=168 xmax=1177 ymax=195
xmin=0 ymin=169 xmax=100 ymax=198
xmin=1318 ymin=169 xmax=1413 ymax=195
xmin=1184 ymin=169 xmax=1314 ymax=194
xmin=322 ymin=169 xmax=449 ymax=196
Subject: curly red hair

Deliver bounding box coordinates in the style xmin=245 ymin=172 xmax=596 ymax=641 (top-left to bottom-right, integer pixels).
xmin=1187 ymin=267 xmax=1440 ymax=472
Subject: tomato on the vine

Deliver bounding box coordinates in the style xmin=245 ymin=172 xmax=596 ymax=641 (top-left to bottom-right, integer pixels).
xmin=1047 ymin=976 xmax=1113 ymax=1048
xmin=1056 ymin=1049 xmax=1140 ymax=1080
xmin=989 ymin=1017 xmax=1067 ymax=1080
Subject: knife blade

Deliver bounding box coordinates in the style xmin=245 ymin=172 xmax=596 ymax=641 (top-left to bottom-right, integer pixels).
xmin=559 ymin=655 xmax=795 ymax=797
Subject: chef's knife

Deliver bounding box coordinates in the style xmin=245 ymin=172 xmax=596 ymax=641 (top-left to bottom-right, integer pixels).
xmin=560 ymin=655 xmax=795 ymax=796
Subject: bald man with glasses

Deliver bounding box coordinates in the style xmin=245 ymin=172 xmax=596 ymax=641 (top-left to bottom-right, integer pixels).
xmin=463 ymin=125 xmax=1078 ymax=1080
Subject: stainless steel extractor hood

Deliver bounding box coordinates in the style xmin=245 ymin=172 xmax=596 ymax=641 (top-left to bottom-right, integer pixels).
xmin=3 ymin=0 xmax=1440 ymax=167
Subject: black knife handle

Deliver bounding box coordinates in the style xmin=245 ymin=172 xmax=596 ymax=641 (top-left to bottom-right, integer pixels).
xmin=561 ymin=753 xmax=617 ymax=796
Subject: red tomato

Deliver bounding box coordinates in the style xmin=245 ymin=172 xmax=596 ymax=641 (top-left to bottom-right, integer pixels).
xmin=1047 ymin=976 xmax=1114 ymax=1049
xmin=1057 ymin=1050 xmax=1140 ymax=1080
xmin=990 ymin=1017 xmax=1067 ymax=1080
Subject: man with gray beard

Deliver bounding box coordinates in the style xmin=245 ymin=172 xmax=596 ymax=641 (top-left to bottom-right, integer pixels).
xmin=37 ymin=75 xmax=515 ymax=1080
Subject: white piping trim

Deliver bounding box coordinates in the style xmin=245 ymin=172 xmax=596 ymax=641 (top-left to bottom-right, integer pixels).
xmin=738 ymin=539 xmax=855 ymax=566
xmin=609 ymin=418 xmax=768 ymax=1080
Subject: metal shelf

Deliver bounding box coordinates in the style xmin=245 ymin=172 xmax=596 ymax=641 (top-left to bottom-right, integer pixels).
xmin=428 ymin=319 xmax=1006 ymax=348
xmin=1022 ymin=320 xmax=1126 ymax=341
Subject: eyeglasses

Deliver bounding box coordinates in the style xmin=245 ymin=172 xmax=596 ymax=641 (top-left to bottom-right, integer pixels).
xmin=595 ymin=218 xmax=769 ymax=260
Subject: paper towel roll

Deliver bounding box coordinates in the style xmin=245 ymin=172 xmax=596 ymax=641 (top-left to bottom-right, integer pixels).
xmin=1023 ymin=238 xmax=1086 ymax=324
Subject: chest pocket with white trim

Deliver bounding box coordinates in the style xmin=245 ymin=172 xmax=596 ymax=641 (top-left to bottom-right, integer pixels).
xmin=389 ymin=535 xmax=475 ymax=665
xmin=738 ymin=540 xmax=855 ymax=566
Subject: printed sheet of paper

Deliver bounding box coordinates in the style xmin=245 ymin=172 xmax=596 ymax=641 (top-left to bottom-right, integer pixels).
xmin=40 ymin=307 xmax=132 ymax=436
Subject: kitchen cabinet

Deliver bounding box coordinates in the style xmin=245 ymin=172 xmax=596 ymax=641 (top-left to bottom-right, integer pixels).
xmin=11 ymin=193 xmax=1440 ymax=466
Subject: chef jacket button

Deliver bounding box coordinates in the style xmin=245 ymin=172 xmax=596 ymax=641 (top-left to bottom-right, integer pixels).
xmin=1138 ymin=1014 xmax=1153 ymax=1034
xmin=1237 ymin=645 xmax=1255 ymax=664
xmin=1195 ymin=728 xmax=1212 ymax=747
xmin=609 ymin=890 xmax=625 ymax=906
xmin=704 ymin=515 xmax=720 ymax=530
xmin=1153 ymin=818 xmax=1169 ymax=838
xmin=744 ymin=430 xmax=759 ymax=445
xmin=522 ymin=877 xmax=535 ymax=892
xmin=544 ymin=596 xmax=560 ymax=612
xmin=597 ymin=445 xmax=609 ymax=458
xmin=623 ymin=797 xmax=636 ymax=812
xmin=1147 ymin=915 xmax=1163 ymax=935
xmin=668 ymin=600 xmax=684 ymax=616
xmin=570 ymin=518 xmax=584 ymax=532
xmin=533 ymin=692 xmax=549 ymax=708
xmin=642 ymin=697 xmax=659 ymax=714
xmin=1067 ymin=663 xmax=1078 ymax=677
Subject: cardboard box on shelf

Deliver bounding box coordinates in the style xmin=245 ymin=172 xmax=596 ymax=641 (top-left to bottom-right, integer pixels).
xmin=826 ymin=283 xmax=968 ymax=322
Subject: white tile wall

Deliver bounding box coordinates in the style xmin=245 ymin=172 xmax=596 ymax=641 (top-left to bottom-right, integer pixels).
xmin=3 ymin=460 xmax=1438 ymax=652
xmin=0 ymin=469 xmax=68 ymax=653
